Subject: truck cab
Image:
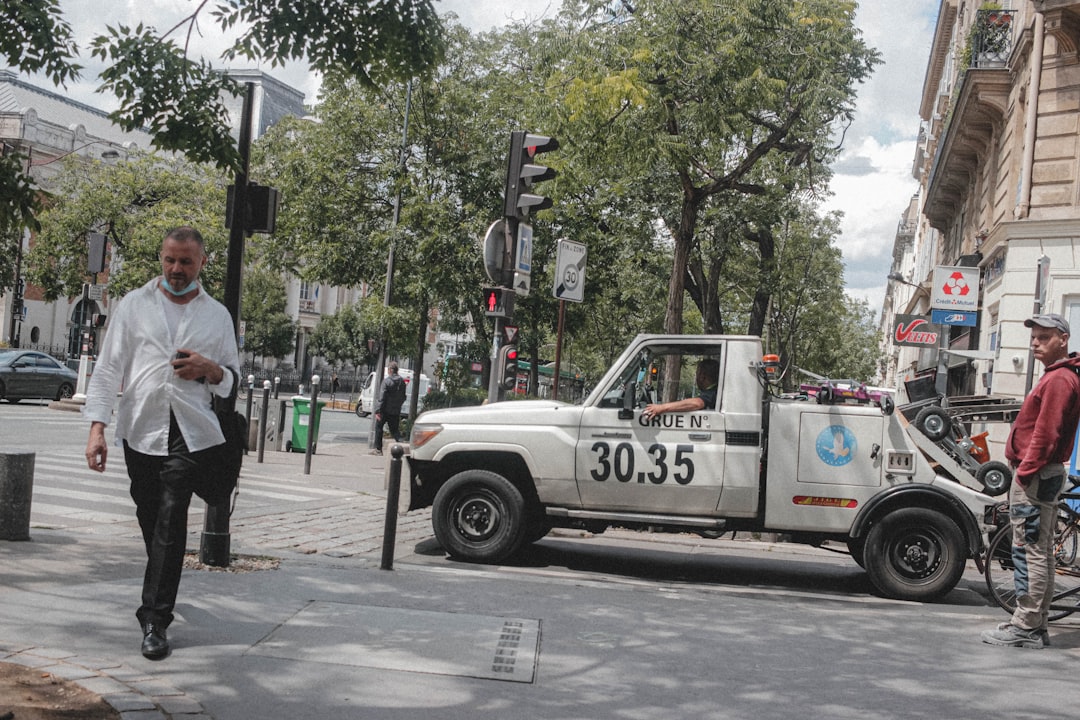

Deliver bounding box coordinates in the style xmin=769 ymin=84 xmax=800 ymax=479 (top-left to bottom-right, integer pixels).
xmin=407 ymin=334 xmax=996 ymax=602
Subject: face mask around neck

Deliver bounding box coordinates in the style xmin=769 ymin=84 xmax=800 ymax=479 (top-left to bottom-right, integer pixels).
xmin=160 ymin=278 xmax=198 ymax=296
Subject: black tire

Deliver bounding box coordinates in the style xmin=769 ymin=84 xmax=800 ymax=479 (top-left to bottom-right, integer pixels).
xmin=864 ymin=508 xmax=967 ymax=601
xmin=984 ymin=521 xmax=1080 ymax=622
xmin=432 ymin=469 xmax=527 ymax=563
xmin=56 ymin=382 xmax=74 ymax=401
xmin=355 ymin=402 xmax=369 ymax=418
xmin=847 ymin=536 xmax=867 ymax=568
xmin=914 ymin=406 xmax=952 ymax=442
xmin=976 ymin=460 xmax=1011 ymax=497
xmin=0 ymin=380 xmax=5 ymax=401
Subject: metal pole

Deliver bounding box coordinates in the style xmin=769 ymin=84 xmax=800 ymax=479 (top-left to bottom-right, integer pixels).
xmin=244 ymin=374 xmax=255 ymax=455
xmin=553 ymin=300 xmax=566 ymax=400
xmin=257 ymin=380 xmax=271 ymax=463
xmin=369 ymin=81 xmax=413 ymax=449
xmin=304 ymin=374 xmax=320 ymax=475
xmin=200 ymin=81 xmax=255 ymax=568
xmin=1025 ymin=255 xmax=1051 ymax=395
xmin=380 ymin=445 xmax=405 ymax=570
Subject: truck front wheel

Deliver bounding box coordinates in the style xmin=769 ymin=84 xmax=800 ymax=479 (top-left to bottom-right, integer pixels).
xmin=864 ymin=508 xmax=966 ymax=601
xmin=432 ymin=470 xmax=527 ymax=563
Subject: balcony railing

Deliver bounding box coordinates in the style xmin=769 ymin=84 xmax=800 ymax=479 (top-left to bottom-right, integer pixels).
xmin=970 ymin=9 xmax=1015 ymax=68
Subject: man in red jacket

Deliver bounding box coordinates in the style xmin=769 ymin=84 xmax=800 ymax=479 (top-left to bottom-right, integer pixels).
xmin=982 ymin=313 xmax=1080 ymax=649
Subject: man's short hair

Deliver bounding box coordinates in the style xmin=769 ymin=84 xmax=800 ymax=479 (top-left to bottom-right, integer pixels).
xmin=698 ymin=358 xmax=720 ymax=382
xmin=165 ymin=226 xmax=205 ymax=248
xmin=388 ymin=361 xmax=399 ymax=373
xmin=1025 ymin=313 xmax=1070 ymax=335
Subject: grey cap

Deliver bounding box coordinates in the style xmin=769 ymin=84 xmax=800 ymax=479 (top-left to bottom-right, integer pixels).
xmin=1024 ymin=313 xmax=1070 ymax=334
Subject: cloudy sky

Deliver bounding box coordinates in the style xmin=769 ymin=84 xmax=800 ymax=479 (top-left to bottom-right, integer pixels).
xmin=43 ymin=0 xmax=938 ymax=314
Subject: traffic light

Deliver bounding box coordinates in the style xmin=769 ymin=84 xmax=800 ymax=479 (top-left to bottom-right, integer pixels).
xmin=498 ymin=344 xmax=519 ymax=391
xmin=503 ymin=131 xmax=559 ymax=221
xmin=482 ymin=286 xmax=514 ymax=318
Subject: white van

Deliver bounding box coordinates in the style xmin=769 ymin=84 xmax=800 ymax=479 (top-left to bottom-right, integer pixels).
xmin=355 ymin=367 xmax=431 ymax=417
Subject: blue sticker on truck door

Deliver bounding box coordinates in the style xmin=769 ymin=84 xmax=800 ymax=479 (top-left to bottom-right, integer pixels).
xmin=815 ymin=425 xmax=857 ymax=467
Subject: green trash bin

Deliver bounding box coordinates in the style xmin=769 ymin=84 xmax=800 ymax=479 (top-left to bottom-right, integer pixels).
xmin=289 ymin=396 xmax=328 ymax=453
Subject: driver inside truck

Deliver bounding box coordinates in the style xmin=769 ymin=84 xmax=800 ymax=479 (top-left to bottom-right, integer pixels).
xmin=642 ymin=358 xmax=719 ymax=419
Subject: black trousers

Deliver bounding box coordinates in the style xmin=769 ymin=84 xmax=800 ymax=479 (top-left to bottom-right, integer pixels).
xmin=123 ymin=413 xmax=212 ymax=629
xmin=374 ymin=412 xmax=402 ymax=450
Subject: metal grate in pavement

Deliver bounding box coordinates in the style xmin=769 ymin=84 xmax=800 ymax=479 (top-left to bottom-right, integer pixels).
xmin=247 ymin=601 xmax=539 ymax=683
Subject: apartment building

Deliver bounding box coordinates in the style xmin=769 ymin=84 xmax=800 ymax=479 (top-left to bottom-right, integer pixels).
xmin=884 ymin=1 xmax=1080 ymax=424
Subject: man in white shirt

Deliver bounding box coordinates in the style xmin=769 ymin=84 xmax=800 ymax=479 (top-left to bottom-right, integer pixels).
xmin=84 ymin=226 xmax=239 ymax=660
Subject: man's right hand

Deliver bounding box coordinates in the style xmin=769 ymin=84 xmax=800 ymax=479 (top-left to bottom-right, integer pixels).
xmin=86 ymin=422 xmax=108 ymax=472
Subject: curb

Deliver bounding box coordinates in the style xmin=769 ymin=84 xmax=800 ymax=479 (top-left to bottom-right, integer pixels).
xmin=1 ymin=645 xmax=209 ymax=720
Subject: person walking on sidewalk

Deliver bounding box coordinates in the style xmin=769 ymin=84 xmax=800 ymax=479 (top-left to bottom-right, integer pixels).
xmin=371 ymin=361 xmax=407 ymax=455
xmin=982 ymin=313 xmax=1080 ymax=649
xmin=83 ymin=226 xmax=240 ymax=660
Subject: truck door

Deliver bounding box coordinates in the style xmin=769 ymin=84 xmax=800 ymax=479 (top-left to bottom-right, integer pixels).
xmin=575 ymin=344 xmax=727 ymax=514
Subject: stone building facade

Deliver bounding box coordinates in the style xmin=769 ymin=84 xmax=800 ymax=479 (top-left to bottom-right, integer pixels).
xmin=885 ymin=0 xmax=1080 ymax=461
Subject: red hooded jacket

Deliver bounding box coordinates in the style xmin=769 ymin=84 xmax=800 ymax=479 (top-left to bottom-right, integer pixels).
xmin=1005 ymin=353 xmax=1080 ymax=484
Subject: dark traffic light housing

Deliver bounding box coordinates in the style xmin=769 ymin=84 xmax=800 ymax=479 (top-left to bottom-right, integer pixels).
xmin=503 ymin=131 xmax=559 ymax=221
xmin=499 ymin=344 xmax=519 ymax=391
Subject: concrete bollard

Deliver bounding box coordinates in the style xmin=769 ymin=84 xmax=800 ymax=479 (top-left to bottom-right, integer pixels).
xmin=0 ymin=452 xmax=36 ymax=541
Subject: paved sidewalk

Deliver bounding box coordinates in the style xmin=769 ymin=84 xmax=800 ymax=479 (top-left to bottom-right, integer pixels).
xmin=1 ymin=440 xmax=432 ymax=719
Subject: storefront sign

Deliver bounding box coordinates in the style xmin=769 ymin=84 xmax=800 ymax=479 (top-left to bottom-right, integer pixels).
xmin=893 ymin=315 xmax=940 ymax=347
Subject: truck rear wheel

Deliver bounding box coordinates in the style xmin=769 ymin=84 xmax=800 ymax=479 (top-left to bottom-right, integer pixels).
xmin=432 ymin=469 xmax=527 ymax=563
xmin=864 ymin=508 xmax=966 ymax=601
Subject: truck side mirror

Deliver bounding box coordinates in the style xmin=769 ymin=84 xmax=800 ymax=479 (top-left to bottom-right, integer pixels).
xmin=619 ymin=381 xmax=636 ymax=420
xmin=880 ymin=395 xmax=894 ymax=416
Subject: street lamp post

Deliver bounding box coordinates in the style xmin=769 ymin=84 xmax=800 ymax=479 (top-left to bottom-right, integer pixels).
xmin=369 ymin=81 xmax=413 ymax=451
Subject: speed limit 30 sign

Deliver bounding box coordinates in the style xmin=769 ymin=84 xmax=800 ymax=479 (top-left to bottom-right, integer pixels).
xmin=553 ymin=240 xmax=586 ymax=303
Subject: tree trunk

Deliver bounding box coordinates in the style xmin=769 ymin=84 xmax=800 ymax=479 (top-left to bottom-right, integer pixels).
xmin=664 ymin=188 xmax=699 ymax=336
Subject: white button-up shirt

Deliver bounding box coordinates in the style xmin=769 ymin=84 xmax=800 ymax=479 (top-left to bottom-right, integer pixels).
xmin=83 ymin=278 xmax=239 ymax=455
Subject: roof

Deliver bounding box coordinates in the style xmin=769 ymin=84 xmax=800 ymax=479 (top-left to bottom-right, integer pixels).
xmin=0 ymin=69 xmax=154 ymax=149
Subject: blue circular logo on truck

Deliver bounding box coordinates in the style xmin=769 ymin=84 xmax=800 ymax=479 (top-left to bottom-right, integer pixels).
xmin=815 ymin=425 xmax=857 ymax=467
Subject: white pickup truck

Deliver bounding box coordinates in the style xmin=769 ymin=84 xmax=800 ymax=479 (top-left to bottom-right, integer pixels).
xmin=407 ymin=334 xmax=997 ymax=601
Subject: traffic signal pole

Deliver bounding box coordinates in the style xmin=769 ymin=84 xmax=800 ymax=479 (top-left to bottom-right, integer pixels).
xmin=201 ymin=81 xmax=254 ymax=568
xmin=484 ymin=131 xmax=558 ymax=404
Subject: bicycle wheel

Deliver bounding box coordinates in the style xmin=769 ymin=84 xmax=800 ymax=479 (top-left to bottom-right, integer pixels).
xmin=984 ymin=524 xmax=1016 ymax=615
xmin=984 ymin=518 xmax=1080 ymax=621
xmin=1054 ymin=510 xmax=1078 ymax=566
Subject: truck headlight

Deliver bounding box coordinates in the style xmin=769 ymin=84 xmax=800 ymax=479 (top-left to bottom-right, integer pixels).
xmin=410 ymin=423 xmax=442 ymax=449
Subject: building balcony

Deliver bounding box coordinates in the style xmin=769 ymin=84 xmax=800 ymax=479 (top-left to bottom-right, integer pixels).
xmin=298 ymin=298 xmax=317 ymax=314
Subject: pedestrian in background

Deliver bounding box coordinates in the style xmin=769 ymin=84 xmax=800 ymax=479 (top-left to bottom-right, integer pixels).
xmin=370 ymin=361 xmax=407 ymax=455
xmin=83 ymin=226 xmax=240 ymax=660
xmin=982 ymin=313 xmax=1080 ymax=649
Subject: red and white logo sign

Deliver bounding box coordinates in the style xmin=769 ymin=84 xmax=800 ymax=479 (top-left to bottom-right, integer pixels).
xmin=941 ymin=271 xmax=970 ymax=296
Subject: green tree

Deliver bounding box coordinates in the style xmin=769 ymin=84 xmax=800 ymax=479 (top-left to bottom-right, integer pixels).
xmin=240 ymin=266 xmax=296 ymax=363
xmin=535 ymin=0 xmax=879 ymax=336
xmin=0 ymin=0 xmax=445 ymax=291
xmin=25 ymin=154 xmax=227 ymax=301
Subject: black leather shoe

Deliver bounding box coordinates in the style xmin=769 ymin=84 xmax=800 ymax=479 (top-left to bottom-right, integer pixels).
xmin=141 ymin=623 xmax=169 ymax=660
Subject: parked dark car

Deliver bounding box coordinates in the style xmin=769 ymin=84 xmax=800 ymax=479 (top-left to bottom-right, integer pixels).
xmin=0 ymin=350 xmax=78 ymax=403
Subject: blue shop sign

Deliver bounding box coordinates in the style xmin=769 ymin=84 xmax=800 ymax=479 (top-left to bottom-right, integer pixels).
xmin=931 ymin=310 xmax=977 ymax=327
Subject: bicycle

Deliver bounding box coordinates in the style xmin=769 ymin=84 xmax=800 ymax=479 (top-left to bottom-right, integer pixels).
xmin=983 ymin=478 xmax=1080 ymax=621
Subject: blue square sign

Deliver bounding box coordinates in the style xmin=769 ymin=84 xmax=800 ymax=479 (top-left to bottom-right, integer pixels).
xmin=931 ymin=310 xmax=977 ymax=327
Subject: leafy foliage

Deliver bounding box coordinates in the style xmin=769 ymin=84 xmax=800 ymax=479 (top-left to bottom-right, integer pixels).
xmin=0 ymin=0 xmax=446 ymax=258
xmin=25 ymin=155 xmax=228 ymax=301
xmin=240 ymin=266 xmax=296 ymax=361
xmin=1 ymin=0 xmax=81 ymax=85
